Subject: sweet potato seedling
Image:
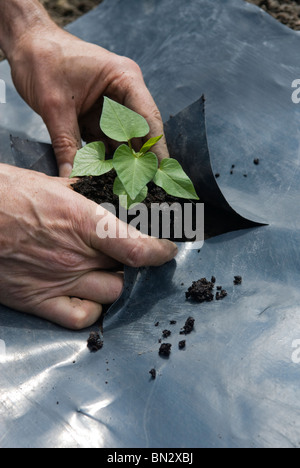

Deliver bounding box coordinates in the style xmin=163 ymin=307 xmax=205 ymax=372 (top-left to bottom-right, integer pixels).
xmin=70 ymin=97 xmax=199 ymax=208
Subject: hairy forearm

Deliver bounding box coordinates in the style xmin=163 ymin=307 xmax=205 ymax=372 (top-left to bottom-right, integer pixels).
xmin=0 ymin=0 xmax=55 ymax=61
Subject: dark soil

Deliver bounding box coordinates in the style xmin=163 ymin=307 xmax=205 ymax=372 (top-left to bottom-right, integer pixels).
xmin=73 ymin=172 xmax=119 ymax=206
xmin=216 ymin=290 xmax=228 ymax=301
xmin=180 ymin=317 xmax=195 ymax=335
xmin=159 ymin=343 xmax=172 ymax=357
xmin=39 ymin=0 xmax=104 ymax=28
xmin=72 ymin=171 xmax=187 ymax=208
xmin=186 ymin=278 xmax=215 ymax=303
xmin=185 ymin=277 xmax=229 ymax=303
xmin=246 ymin=0 xmax=300 ymax=30
xmin=234 ymin=275 xmax=243 ymax=285
xmin=149 ymin=368 xmax=156 ymax=379
xmin=87 ymin=331 xmax=103 ymax=352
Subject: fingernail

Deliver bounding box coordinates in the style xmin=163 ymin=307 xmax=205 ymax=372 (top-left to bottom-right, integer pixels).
xmin=161 ymin=239 xmax=178 ymax=258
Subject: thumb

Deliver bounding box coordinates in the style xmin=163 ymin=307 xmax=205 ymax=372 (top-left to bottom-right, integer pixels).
xmin=45 ymin=105 xmax=82 ymax=177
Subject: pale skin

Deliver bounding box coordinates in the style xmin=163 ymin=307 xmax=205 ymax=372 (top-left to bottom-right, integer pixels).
xmin=0 ymin=0 xmax=177 ymax=330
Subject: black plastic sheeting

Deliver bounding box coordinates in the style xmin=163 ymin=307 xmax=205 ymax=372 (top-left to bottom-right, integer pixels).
xmin=1 ymin=0 xmax=300 ymax=448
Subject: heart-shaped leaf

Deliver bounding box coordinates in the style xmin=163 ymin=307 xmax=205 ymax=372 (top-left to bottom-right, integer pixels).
xmin=113 ymin=144 xmax=158 ymax=200
xmin=153 ymin=158 xmax=199 ymax=200
xmin=70 ymin=141 xmax=113 ymax=177
xmin=113 ymin=176 xmax=148 ymax=209
xmin=100 ymin=97 xmax=150 ymax=142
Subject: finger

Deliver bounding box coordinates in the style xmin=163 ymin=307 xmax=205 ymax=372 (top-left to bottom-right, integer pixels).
xmin=44 ymin=101 xmax=82 ymax=177
xmin=34 ymin=296 xmax=103 ymax=330
xmin=67 ymin=271 xmax=124 ymax=305
xmin=89 ymin=204 xmax=178 ymax=268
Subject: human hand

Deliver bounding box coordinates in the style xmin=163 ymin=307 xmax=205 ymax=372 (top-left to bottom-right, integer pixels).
xmin=0 ymin=164 xmax=177 ymax=329
xmin=8 ymin=19 xmax=169 ymax=177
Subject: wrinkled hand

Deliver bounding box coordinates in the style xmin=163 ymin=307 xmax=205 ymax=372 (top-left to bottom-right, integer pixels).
xmin=0 ymin=165 xmax=177 ymax=329
xmin=9 ymin=24 xmax=169 ymax=177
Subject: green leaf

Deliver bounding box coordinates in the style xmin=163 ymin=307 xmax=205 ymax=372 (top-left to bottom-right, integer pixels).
xmin=70 ymin=141 xmax=113 ymax=177
xmin=139 ymin=135 xmax=163 ymax=155
xmin=113 ymin=144 xmax=158 ymax=200
xmin=100 ymin=97 xmax=150 ymax=142
xmin=113 ymin=176 xmax=148 ymax=209
xmin=153 ymin=158 xmax=199 ymax=200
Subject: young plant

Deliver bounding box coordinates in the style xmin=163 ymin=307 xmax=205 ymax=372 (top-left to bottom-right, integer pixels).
xmin=70 ymin=97 xmax=199 ymax=208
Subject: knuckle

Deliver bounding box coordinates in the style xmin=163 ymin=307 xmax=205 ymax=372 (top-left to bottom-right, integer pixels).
xmin=117 ymin=56 xmax=142 ymax=76
xmin=52 ymin=133 xmax=75 ymax=149
xmin=51 ymin=134 xmax=77 ymax=161
xmin=111 ymin=56 xmax=143 ymax=90
xmin=40 ymin=91 xmax=63 ymax=117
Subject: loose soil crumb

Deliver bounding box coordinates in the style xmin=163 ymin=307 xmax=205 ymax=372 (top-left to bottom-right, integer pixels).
xmin=216 ymin=290 xmax=228 ymax=301
xmin=186 ymin=277 xmax=230 ymax=303
xmin=149 ymin=368 xmax=157 ymax=379
xmin=159 ymin=343 xmax=172 ymax=357
xmin=179 ymin=340 xmax=186 ymax=349
xmin=87 ymin=331 xmax=103 ymax=352
xmin=185 ymin=278 xmax=215 ymax=303
xmin=234 ymin=275 xmax=243 ymax=285
xmin=162 ymin=329 xmax=171 ymax=338
xmin=180 ymin=317 xmax=195 ymax=335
